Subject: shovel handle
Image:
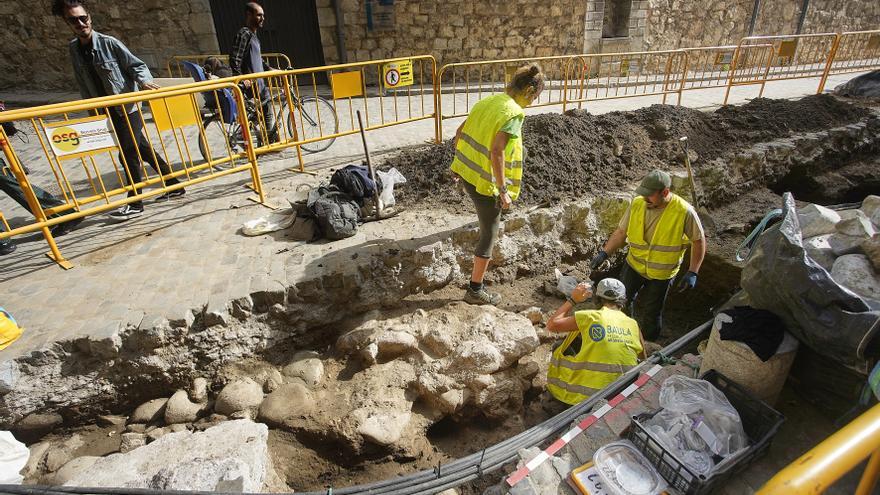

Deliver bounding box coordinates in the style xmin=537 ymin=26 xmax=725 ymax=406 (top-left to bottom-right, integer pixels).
xmin=356 ymin=110 xmax=383 ymax=217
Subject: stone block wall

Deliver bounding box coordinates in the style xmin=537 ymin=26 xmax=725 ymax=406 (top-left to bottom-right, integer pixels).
xmin=643 ymin=0 xmax=880 ymax=52
xmin=0 ymin=0 xmax=219 ymax=91
xmin=325 ymin=0 xmax=590 ymax=66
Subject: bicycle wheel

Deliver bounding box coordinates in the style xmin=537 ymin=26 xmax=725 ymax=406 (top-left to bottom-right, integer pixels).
xmin=198 ymin=116 xmax=245 ymax=164
xmin=289 ymin=96 xmax=338 ymax=153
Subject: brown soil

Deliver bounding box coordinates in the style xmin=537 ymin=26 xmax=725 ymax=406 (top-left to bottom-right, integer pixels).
xmin=384 ymin=94 xmax=869 ymax=210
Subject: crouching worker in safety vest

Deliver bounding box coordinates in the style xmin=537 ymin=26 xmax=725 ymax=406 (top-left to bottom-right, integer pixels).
xmin=450 ymin=64 xmax=545 ymax=306
xmin=545 ymin=279 xmax=647 ymax=406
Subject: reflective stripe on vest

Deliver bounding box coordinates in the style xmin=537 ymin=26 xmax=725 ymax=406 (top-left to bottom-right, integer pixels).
xmin=547 ymin=307 xmax=642 ymax=406
xmin=450 ymin=94 xmax=525 ymax=200
xmin=625 ymin=193 xmax=690 ymax=280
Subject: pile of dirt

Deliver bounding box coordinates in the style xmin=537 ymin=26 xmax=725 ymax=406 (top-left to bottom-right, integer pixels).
xmin=385 ymin=94 xmax=869 ymax=210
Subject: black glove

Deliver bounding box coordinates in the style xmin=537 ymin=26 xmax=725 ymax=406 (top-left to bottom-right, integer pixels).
xmin=676 ymin=271 xmax=698 ymax=292
xmin=590 ymin=250 xmax=608 ymax=270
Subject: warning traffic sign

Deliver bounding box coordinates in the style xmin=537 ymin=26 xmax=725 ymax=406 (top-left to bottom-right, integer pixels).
xmin=382 ymin=60 xmax=414 ymax=89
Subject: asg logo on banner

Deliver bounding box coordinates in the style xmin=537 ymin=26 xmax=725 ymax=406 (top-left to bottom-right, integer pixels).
xmin=589 ymin=323 xmax=606 ymax=342
xmin=50 ymin=127 xmax=81 ymax=152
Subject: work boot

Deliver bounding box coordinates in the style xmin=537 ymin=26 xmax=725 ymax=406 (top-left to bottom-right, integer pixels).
xmin=464 ymin=286 xmax=501 ymax=306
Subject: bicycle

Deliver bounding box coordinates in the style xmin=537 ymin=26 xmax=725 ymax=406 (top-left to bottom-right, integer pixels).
xmin=197 ymin=79 xmax=338 ymax=163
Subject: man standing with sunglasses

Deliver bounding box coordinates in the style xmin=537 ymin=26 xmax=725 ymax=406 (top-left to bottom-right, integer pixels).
xmin=51 ymin=0 xmax=184 ymax=221
xmin=230 ymin=2 xmax=278 ymax=143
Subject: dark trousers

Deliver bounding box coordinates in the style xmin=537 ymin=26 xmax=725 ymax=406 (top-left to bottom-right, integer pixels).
xmin=0 ymin=172 xmax=65 ymax=216
xmin=619 ymin=262 xmax=673 ymax=341
xmin=111 ymin=110 xmax=178 ymax=207
xmin=461 ymin=179 xmax=501 ymax=258
xmin=0 ymin=170 xmax=66 ymax=244
xmin=259 ymin=84 xmax=277 ymax=137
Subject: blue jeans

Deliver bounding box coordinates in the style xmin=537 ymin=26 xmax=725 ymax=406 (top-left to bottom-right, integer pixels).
xmin=619 ymin=262 xmax=673 ymax=341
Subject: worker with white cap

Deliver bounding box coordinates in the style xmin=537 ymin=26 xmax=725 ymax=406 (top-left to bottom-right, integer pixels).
xmin=545 ymin=278 xmax=647 ymax=406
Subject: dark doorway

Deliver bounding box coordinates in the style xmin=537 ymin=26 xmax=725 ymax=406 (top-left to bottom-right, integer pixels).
xmin=602 ymin=0 xmax=632 ymax=38
xmin=209 ymin=0 xmax=326 ymax=71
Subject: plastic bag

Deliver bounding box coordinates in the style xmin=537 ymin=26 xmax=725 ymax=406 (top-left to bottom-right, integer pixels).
xmin=376 ymin=167 xmax=406 ymax=208
xmin=241 ymin=208 xmax=296 ymax=236
xmin=555 ymin=268 xmax=579 ymax=298
xmin=657 ymin=375 xmax=748 ymax=457
xmin=0 ymin=431 xmax=29 ymax=484
xmin=644 ymin=376 xmax=748 ymax=476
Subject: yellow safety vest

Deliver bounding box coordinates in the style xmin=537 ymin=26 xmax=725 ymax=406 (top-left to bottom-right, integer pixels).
xmin=547 ymin=307 xmax=642 ymax=405
xmin=625 ymin=193 xmax=690 ymax=280
xmin=450 ymin=94 xmax=525 ymax=201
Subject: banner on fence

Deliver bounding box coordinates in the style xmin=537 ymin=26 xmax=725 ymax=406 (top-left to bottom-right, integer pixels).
xmin=43 ymin=115 xmax=117 ymax=160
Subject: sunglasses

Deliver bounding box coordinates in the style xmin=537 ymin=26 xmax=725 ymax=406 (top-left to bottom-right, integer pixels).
xmin=65 ymin=14 xmax=90 ymax=25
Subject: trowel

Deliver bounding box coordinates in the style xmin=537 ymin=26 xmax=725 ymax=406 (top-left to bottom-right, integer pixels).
xmin=679 ymin=136 xmax=716 ymax=231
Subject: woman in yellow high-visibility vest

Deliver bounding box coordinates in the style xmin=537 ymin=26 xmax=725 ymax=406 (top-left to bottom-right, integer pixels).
xmin=450 ymin=64 xmax=545 ymax=306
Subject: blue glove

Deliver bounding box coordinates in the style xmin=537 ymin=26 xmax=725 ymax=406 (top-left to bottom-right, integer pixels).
xmin=677 ymin=271 xmax=698 ymax=292
xmin=590 ymin=250 xmax=608 ymax=270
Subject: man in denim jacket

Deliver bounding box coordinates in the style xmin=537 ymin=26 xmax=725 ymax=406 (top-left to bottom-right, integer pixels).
xmin=52 ymin=0 xmax=184 ymax=220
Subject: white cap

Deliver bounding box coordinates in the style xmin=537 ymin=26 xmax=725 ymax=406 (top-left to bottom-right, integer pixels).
xmin=596 ymin=278 xmax=627 ymax=302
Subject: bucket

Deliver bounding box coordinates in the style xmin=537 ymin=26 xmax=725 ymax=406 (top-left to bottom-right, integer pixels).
xmin=698 ymin=313 xmax=798 ymax=407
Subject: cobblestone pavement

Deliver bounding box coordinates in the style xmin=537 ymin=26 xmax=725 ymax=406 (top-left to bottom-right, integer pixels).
xmin=0 ymin=73 xmax=866 ymax=358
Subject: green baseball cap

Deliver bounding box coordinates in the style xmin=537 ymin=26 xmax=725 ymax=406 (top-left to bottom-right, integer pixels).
xmin=635 ymin=170 xmax=671 ymax=196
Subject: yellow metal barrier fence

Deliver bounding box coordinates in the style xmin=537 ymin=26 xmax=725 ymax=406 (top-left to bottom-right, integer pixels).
xmin=726 ymin=33 xmax=840 ymax=102
xmin=565 ymin=50 xmax=684 ymax=108
xmin=215 ymin=56 xmax=437 ymax=171
xmin=166 ymin=53 xmax=293 ymax=77
xmin=819 ymin=30 xmax=880 ymax=92
xmin=436 ymin=55 xmax=583 ymax=141
xmin=759 ymin=402 xmax=880 ymax=494
xmin=0 ymin=81 xmax=263 ymax=269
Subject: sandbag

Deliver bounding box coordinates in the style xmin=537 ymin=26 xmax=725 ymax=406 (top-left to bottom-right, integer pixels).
xmin=740 ymin=193 xmax=880 ymax=373
xmin=307 ymin=186 xmax=359 ymax=240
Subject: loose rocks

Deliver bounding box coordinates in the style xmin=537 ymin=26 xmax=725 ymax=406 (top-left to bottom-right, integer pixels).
xmin=165 ymin=390 xmax=207 ymax=424
xmin=63 ymin=420 xmax=269 ymax=492
xmin=130 ymin=398 xmax=168 ymax=424
xmin=281 ymin=351 xmax=325 ymax=387
xmin=258 ymin=382 xmax=315 ymax=427
xmin=832 ymin=254 xmax=880 ymax=301
xmin=214 ymin=379 xmax=264 ymax=417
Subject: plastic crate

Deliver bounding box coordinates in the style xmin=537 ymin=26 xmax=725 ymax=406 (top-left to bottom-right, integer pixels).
xmin=626 ymin=369 xmax=785 ymax=495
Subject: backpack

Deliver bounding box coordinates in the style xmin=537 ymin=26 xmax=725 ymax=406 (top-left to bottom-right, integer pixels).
xmin=330 ymin=164 xmax=380 ymax=205
xmin=307 ymin=185 xmax=359 ymax=240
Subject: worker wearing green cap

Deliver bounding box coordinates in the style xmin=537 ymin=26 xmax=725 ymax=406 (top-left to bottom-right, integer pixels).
xmin=590 ymin=170 xmax=706 ymax=341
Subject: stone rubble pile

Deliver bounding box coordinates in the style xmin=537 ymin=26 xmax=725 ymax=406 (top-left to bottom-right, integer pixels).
xmin=800 ymin=195 xmax=880 ymax=301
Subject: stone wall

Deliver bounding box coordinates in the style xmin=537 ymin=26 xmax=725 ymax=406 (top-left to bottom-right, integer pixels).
xmin=326 ymin=0 xmax=589 ymax=65
xmin=0 ymin=0 xmax=218 ymax=91
xmin=2 ymin=1 xmax=879 ymax=94
xmin=644 ymin=0 xmax=880 ymax=52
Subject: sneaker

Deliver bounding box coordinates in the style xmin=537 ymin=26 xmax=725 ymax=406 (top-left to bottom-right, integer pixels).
xmin=464 ymin=286 xmax=502 ymax=306
xmin=50 ymin=216 xmax=83 ymax=237
xmin=0 ymin=240 xmax=15 ymax=256
xmin=154 ymin=188 xmax=186 ymax=202
xmin=109 ymin=204 xmax=144 ymax=221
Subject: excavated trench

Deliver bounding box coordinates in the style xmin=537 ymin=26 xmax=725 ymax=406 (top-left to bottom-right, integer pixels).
xmin=3 ymin=94 xmax=880 ymax=492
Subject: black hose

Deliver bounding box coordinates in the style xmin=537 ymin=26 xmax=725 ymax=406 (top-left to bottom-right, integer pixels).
xmin=1 ymin=319 xmax=712 ymax=495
